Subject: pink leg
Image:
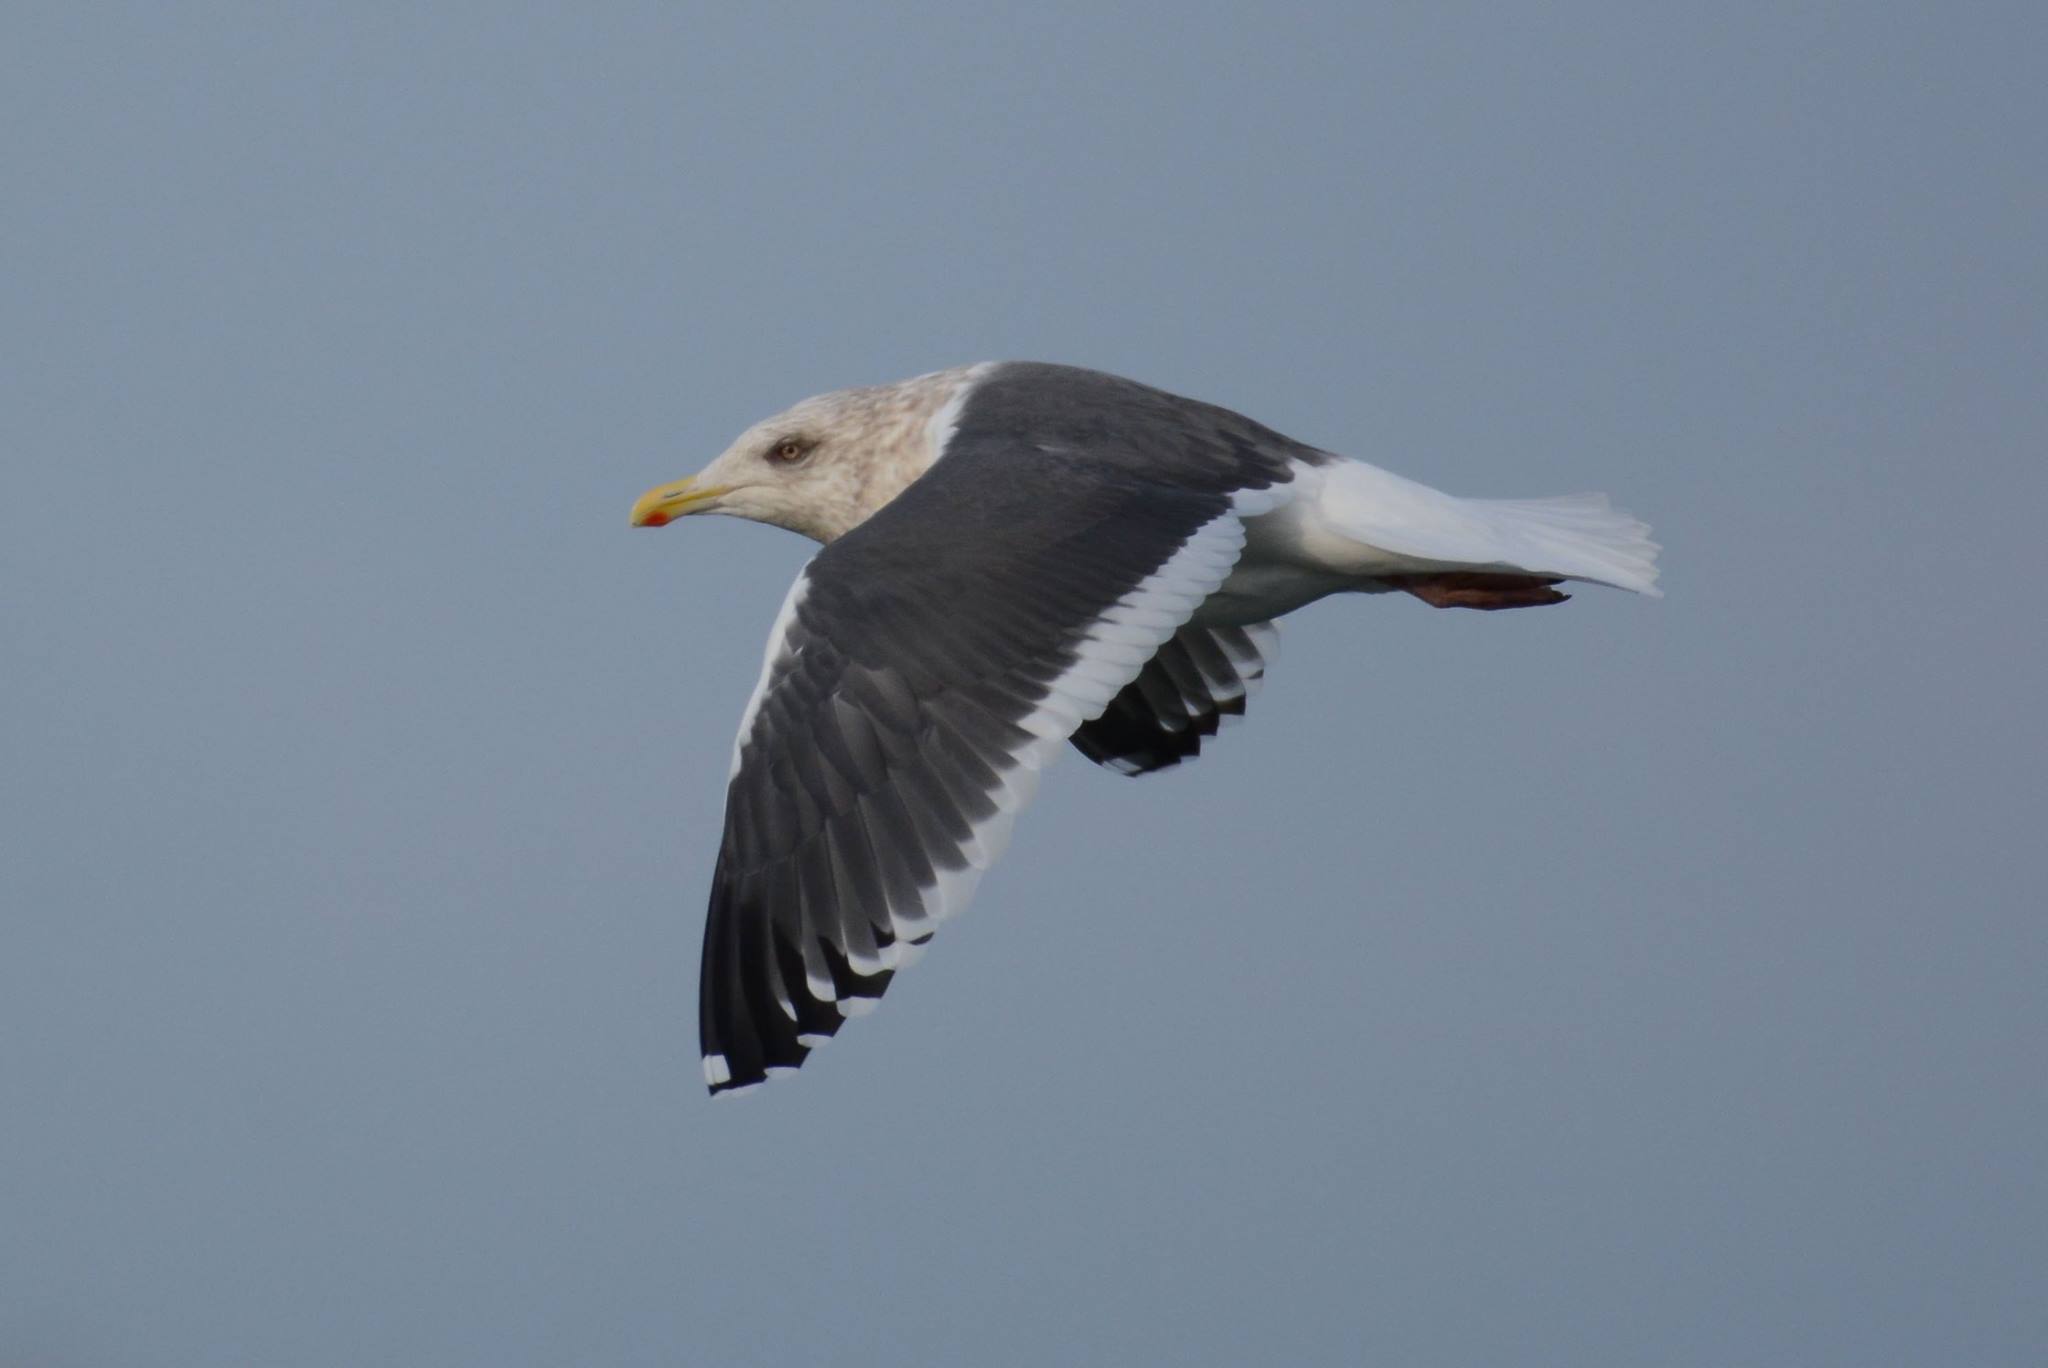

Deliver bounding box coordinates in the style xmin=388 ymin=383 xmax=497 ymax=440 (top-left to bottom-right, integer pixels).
xmin=1384 ymin=572 xmax=1571 ymax=610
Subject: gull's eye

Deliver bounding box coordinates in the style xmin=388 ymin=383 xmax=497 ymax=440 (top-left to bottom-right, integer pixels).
xmin=765 ymin=437 xmax=812 ymax=465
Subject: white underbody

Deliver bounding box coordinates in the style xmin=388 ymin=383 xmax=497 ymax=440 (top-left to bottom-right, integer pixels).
xmin=1193 ymin=456 xmax=1661 ymax=627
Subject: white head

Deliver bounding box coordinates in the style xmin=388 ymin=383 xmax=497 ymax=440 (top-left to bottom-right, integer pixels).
xmin=630 ymin=365 xmax=984 ymax=544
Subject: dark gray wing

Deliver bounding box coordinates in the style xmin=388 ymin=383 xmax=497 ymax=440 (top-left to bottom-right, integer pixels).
xmin=1070 ymin=621 xmax=1280 ymax=776
xmin=698 ymin=368 xmax=1311 ymax=1093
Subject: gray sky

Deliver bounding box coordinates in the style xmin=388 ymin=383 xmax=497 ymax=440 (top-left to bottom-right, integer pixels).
xmin=4 ymin=3 xmax=2044 ymax=1364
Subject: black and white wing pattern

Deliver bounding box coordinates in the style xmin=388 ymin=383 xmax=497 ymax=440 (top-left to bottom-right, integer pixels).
xmin=698 ymin=385 xmax=1306 ymax=1091
xmin=1069 ymin=621 xmax=1280 ymax=776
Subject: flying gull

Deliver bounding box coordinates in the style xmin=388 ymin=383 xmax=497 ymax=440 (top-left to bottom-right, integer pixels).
xmin=631 ymin=362 xmax=1660 ymax=1094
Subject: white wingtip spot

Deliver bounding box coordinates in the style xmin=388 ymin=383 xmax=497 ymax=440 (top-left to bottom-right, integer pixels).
xmin=838 ymin=996 xmax=880 ymax=1018
xmin=844 ymin=942 xmax=890 ymax=976
xmin=703 ymin=1053 xmax=732 ymax=1087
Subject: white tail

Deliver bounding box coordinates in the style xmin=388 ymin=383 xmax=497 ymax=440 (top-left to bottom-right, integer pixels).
xmin=1308 ymin=459 xmax=1662 ymax=597
xmin=1459 ymin=493 xmax=1662 ymax=596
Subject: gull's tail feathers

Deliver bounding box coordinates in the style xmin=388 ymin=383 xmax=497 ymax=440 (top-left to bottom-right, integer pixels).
xmin=1314 ymin=459 xmax=1663 ymax=598
xmin=1459 ymin=493 xmax=1662 ymax=597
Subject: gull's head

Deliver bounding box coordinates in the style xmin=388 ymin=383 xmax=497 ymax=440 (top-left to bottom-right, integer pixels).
xmin=630 ymin=366 xmax=980 ymax=544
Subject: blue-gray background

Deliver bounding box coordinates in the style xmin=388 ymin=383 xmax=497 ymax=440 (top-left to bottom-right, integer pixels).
xmin=5 ymin=4 xmax=2043 ymax=1364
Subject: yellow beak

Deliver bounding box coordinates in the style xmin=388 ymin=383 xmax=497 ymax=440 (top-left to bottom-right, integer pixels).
xmin=630 ymin=476 xmax=733 ymax=527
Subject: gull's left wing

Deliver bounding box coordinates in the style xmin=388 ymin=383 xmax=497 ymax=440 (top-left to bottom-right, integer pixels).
xmin=698 ymin=443 xmax=1294 ymax=1093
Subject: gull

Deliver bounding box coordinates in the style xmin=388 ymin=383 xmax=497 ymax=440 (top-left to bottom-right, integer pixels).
xmin=631 ymin=362 xmax=1659 ymax=1093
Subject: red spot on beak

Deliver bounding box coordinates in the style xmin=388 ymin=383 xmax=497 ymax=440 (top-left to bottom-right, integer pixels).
xmin=640 ymin=511 xmax=671 ymax=527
